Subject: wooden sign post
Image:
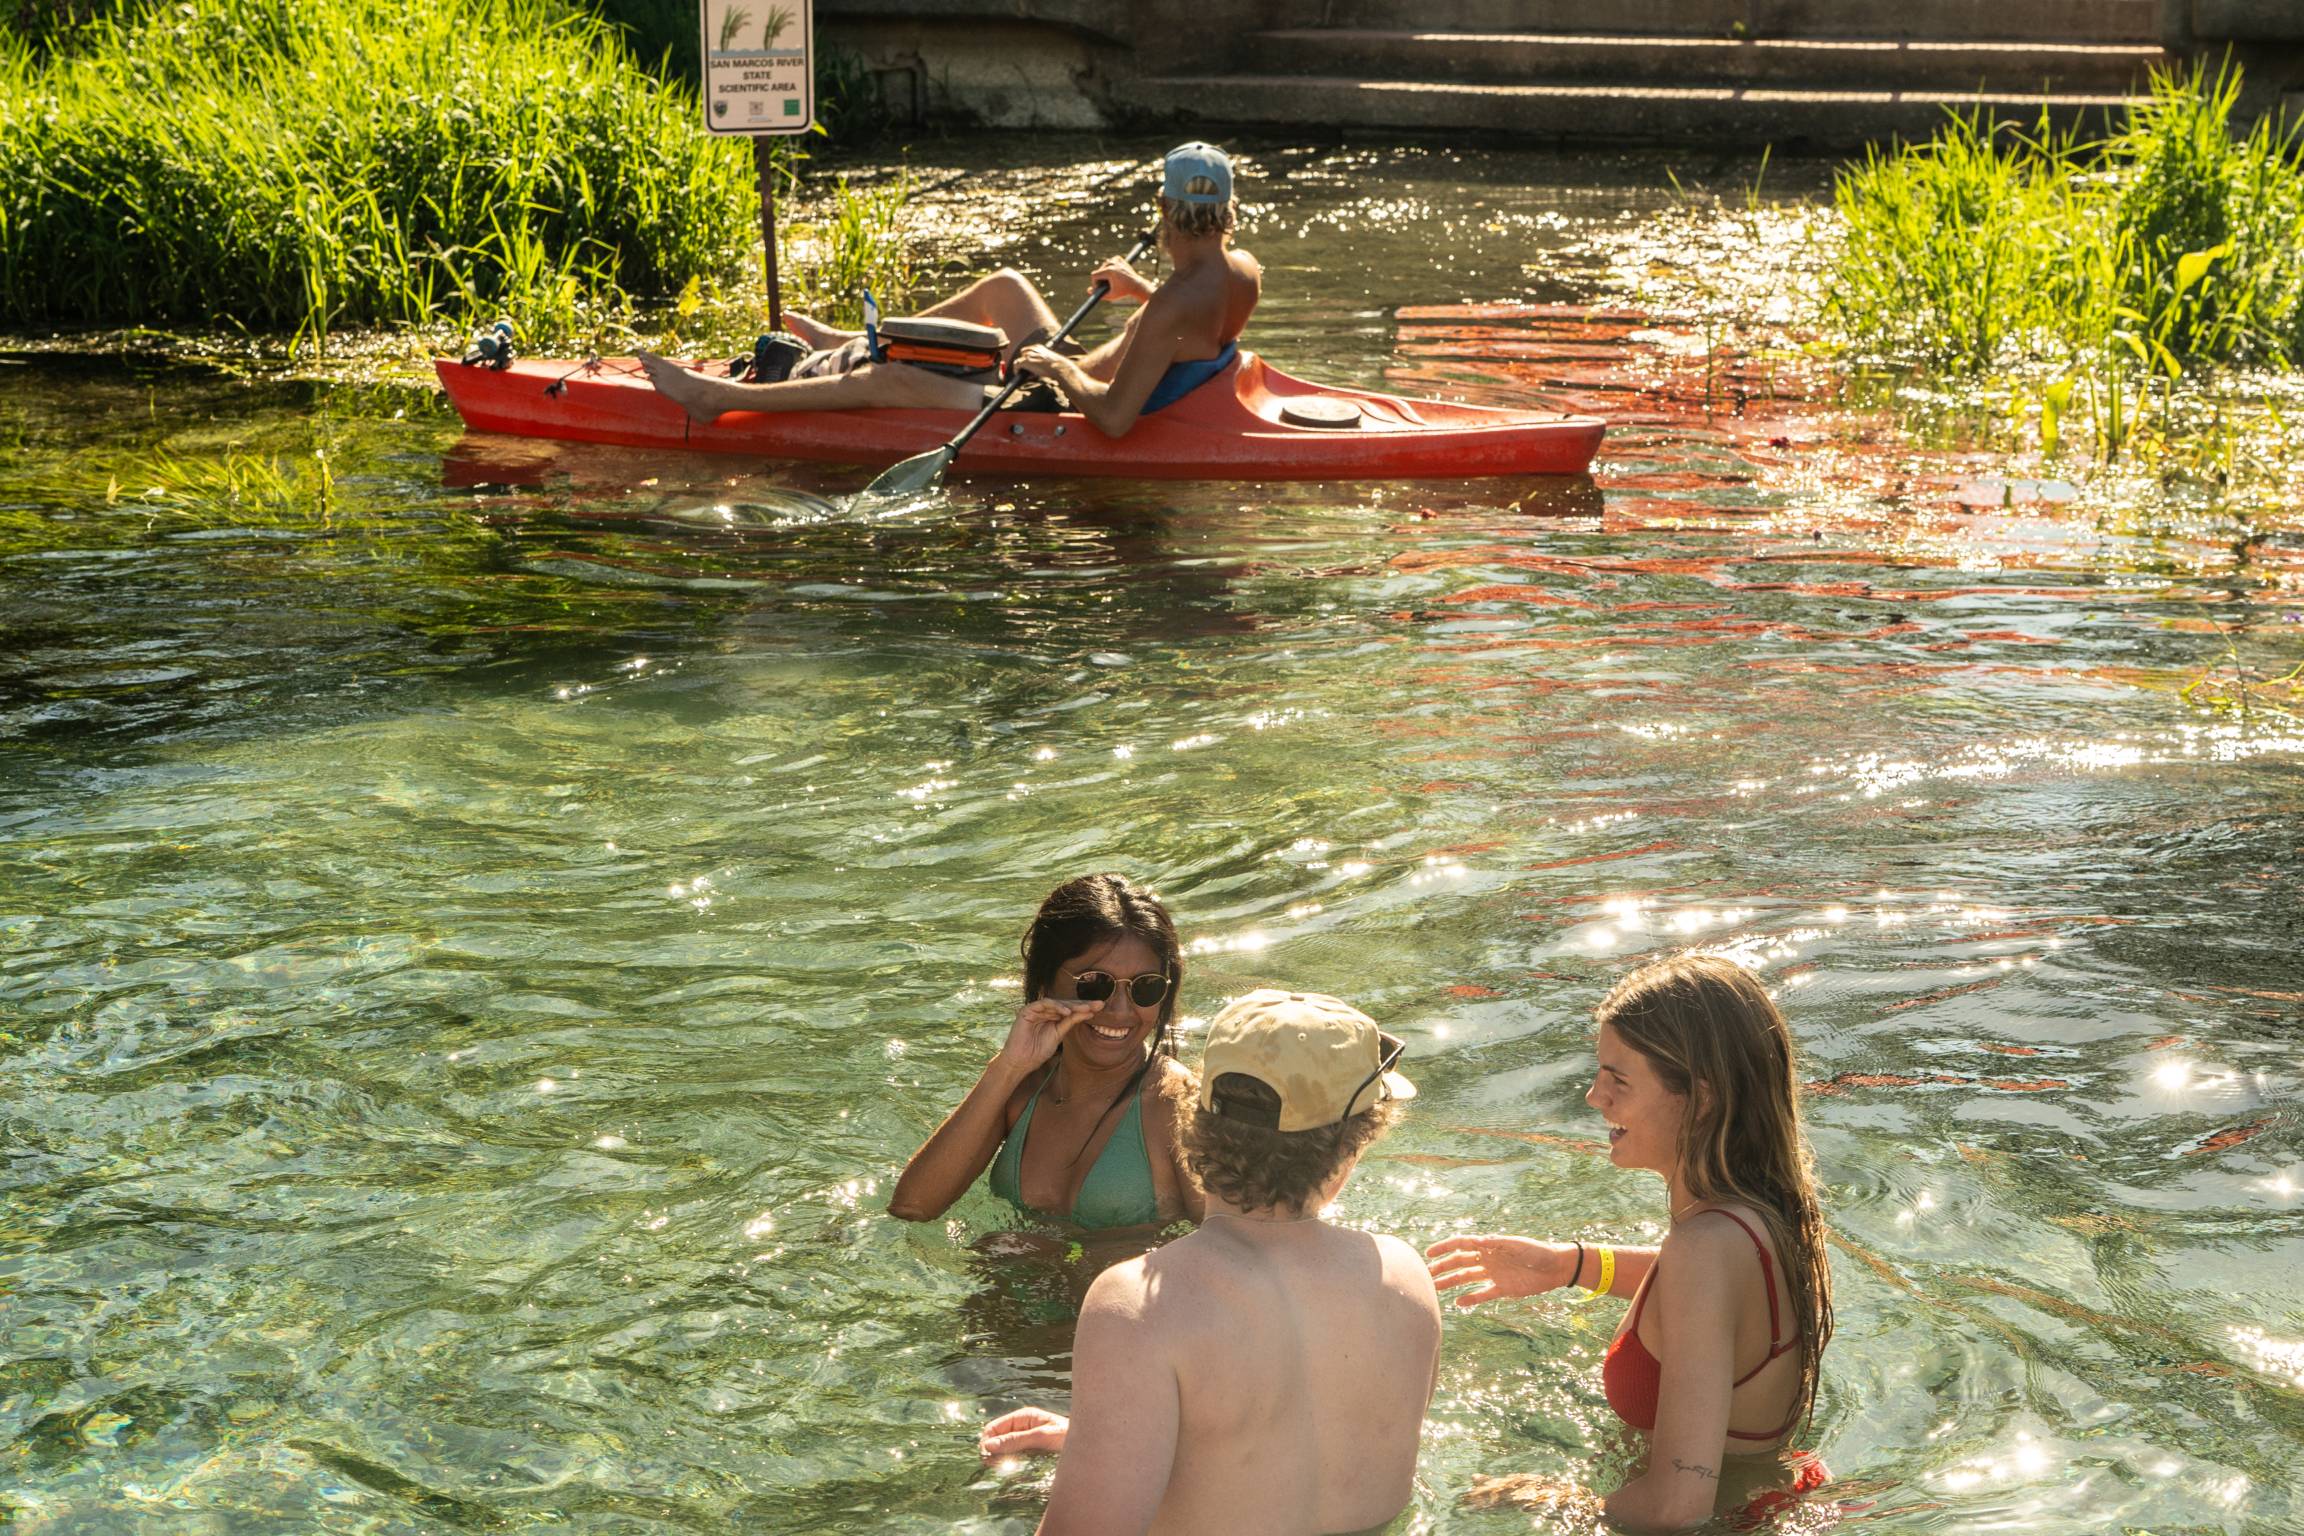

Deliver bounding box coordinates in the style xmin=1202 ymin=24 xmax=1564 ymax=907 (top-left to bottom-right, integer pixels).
xmin=700 ymin=0 xmax=815 ymax=331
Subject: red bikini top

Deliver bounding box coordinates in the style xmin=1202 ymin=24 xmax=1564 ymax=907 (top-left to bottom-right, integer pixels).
xmin=1600 ymin=1208 xmax=1803 ymax=1443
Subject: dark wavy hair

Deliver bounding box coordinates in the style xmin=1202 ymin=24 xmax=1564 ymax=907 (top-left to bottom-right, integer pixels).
xmin=1021 ymin=873 xmax=1184 ymax=1069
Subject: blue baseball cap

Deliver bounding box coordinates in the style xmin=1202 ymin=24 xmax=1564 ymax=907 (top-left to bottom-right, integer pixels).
xmin=1162 ymin=142 xmax=1233 ymax=204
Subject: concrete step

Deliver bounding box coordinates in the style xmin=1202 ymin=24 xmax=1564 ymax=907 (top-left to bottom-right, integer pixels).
xmin=1246 ymin=30 xmax=2171 ymax=91
xmin=1118 ymin=73 xmax=2147 ymax=148
xmin=1315 ymin=0 xmax=2163 ymax=43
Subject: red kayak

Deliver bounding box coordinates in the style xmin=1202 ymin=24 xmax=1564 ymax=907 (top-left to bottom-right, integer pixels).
xmin=433 ymin=351 xmax=1603 ymax=481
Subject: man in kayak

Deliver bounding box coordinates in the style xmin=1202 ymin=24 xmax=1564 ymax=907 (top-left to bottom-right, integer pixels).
xmin=635 ymin=141 xmax=1260 ymax=438
xmin=976 ymin=990 xmax=1441 ymax=1535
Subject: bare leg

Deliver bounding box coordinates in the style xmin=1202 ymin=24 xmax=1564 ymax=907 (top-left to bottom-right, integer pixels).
xmin=910 ymin=268 xmax=1065 ymax=348
xmin=636 ymin=351 xmax=987 ymax=421
xmin=780 ymin=270 xmax=1065 ymax=358
xmin=783 ymin=313 xmax=855 ymax=349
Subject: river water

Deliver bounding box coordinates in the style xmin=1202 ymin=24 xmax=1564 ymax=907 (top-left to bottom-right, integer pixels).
xmin=2 ymin=142 xmax=2300 ymax=1533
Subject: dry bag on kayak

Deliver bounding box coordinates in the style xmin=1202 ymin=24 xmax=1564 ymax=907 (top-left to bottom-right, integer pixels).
xmin=877 ymin=317 xmax=1007 ymax=379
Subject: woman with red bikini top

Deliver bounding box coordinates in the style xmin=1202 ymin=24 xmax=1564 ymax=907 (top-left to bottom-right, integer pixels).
xmin=1426 ymin=954 xmax=1836 ymax=1530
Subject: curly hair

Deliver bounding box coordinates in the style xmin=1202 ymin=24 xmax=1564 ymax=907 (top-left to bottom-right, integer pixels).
xmin=1161 ymin=188 xmax=1236 ymax=240
xmin=1181 ymin=1074 xmax=1400 ymax=1215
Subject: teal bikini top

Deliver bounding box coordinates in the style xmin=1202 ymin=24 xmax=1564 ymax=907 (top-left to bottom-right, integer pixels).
xmin=987 ymin=1068 xmax=1163 ymax=1229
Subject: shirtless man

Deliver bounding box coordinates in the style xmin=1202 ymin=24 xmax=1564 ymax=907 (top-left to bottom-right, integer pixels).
xmin=636 ymin=142 xmax=1260 ymax=439
xmin=978 ymin=990 xmax=1441 ymax=1536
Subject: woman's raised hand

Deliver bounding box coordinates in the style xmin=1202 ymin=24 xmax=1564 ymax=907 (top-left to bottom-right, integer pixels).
xmin=980 ymin=1406 xmax=1069 ymax=1461
xmin=1423 ymin=1234 xmax=1578 ymax=1307
xmin=995 ymin=996 xmax=1103 ymax=1076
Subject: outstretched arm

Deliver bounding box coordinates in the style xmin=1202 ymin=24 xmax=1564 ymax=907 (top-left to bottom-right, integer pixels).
xmin=1425 ymin=1234 xmax=1659 ymax=1306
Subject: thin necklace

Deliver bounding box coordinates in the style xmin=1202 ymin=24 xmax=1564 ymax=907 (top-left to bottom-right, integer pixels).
xmin=1669 ymin=1197 xmax=1711 ymax=1223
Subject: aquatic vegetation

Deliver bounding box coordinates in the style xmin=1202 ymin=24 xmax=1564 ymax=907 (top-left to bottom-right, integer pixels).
xmin=785 ymin=172 xmax=918 ymax=328
xmin=760 ymin=2 xmax=791 ymax=49
xmin=0 ymin=0 xmax=759 ymax=350
xmin=0 ymin=444 xmax=345 ymax=554
xmin=1826 ymin=63 xmax=2304 ymax=458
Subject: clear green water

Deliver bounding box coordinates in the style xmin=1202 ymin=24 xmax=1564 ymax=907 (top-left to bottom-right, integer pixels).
xmin=3 ymin=143 xmax=2301 ymax=1534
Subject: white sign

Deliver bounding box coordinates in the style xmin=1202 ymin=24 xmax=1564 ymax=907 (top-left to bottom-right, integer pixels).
xmin=700 ymin=0 xmax=813 ymax=135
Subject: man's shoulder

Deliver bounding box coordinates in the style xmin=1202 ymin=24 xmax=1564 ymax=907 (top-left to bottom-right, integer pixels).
xmin=1366 ymin=1230 xmax=1442 ymax=1311
xmin=1081 ymin=1251 xmax=1158 ymax=1321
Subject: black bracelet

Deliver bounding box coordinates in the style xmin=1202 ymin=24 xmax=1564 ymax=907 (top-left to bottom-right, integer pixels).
xmin=1571 ymin=1239 xmax=1587 ymax=1290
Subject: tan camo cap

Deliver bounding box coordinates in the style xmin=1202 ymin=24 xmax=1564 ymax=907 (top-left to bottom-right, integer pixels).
xmin=1197 ymin=989 xmax=1415 ymax=1132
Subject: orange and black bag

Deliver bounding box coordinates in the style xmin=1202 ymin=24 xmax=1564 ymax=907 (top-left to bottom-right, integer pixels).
xmin=877 ymin=317 xmax=1006 ymax=379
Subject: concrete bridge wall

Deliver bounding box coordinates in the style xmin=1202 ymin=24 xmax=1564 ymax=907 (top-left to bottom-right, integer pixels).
xmin=813 ymin=0 xmax=2304 ymax=141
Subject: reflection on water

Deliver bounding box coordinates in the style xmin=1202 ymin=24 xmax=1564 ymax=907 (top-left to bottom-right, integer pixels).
xmin=2 ymin=141 xmax=2301 ymax=1534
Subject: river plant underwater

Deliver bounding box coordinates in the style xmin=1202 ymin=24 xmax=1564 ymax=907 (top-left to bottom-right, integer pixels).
xmin=3 ymin=121 xmax=2303 ymax=1536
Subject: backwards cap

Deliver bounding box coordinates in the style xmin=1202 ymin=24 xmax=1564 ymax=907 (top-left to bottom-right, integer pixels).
xmin=1197 ymin=989 xmax=1414 ymax=1132
xmin=1162 ymin=142 xmax=1233 ymax=204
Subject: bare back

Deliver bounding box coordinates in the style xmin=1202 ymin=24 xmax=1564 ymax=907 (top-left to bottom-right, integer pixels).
xmin=1049 ymin=1218 xmax=1438 ymax=1536
xmin=1087 ymin=244 xmax=1262 ymax=382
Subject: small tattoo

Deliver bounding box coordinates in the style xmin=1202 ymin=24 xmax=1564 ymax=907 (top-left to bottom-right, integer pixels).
xmin=1671 ymin=1459 xmax=1718 ymax=1482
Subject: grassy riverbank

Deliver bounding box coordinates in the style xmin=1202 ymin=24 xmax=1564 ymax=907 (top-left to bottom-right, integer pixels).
xmin=0 ymin=0 xmax=915 ymax=354
xmin=1826 ymin=65 xmax=2304 ymax=457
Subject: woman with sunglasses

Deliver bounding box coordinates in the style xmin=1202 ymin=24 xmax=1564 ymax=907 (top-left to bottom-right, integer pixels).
xmin=891 ymin=874 xmax=1205 ymax=1229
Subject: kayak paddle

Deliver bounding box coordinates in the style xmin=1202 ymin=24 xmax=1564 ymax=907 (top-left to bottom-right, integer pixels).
xmin=862 ymin=230 xmax=1156 ymax=499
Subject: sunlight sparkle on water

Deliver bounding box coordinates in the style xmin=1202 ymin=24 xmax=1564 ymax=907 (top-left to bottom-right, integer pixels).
xmin=2230 ymin=1327 xmax=2304 ymax=1388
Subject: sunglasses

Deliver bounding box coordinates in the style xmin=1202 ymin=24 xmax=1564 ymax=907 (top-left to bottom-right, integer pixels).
xmin=1340 ymin=1032 xmax=1409 ymax=1122
xmin=1060 ymin=970 xmax=1173 ymax=1010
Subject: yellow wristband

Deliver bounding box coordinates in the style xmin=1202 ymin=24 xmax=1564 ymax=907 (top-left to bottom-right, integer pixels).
xmin=1596 ymin=1246 xmax=1616 ymax=1297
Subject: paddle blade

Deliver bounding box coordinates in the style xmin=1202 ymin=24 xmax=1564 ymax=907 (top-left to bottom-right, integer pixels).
xmin=862 ymin=445 xmax=952 ymax=499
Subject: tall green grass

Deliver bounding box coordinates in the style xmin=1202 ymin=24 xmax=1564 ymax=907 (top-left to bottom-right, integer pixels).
xmin=0 ymin=0 xmax=760 ymax=349
xmin=1827 ymin=62 xmax=2304 ymax=455
xmin=786 ymin=172 xmax=916 ymax=327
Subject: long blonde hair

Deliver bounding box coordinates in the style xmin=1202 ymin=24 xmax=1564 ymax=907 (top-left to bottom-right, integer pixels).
xmin=1597 ymin=952 xmax=1834 ymax=1432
